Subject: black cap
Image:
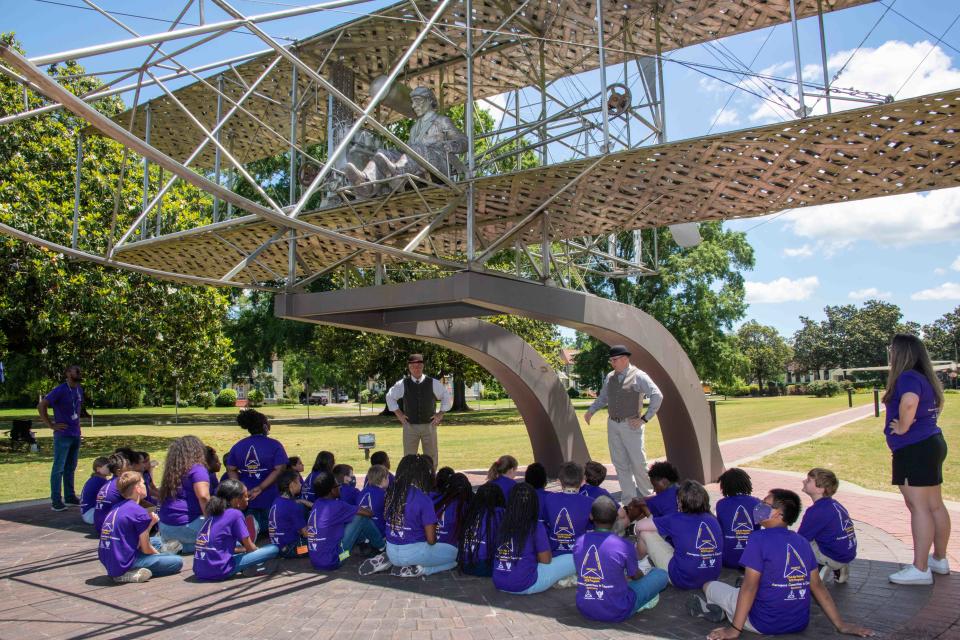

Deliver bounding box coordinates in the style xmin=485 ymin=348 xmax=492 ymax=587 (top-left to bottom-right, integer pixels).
xmin=608 ymin=345 xmax=631 ymax=358
xmin=408 ymin=353 xmax=425 ymax=363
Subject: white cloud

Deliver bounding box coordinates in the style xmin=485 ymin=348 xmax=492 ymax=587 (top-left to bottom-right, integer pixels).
xmin=710 ymin=107 xmax=740 ymax=127
xmin=952 ymin=256 xmax=960 ymax=271
xmin=478 ymin=92 xmax=509 ymax=128
xmin=783 ymin=244 xmax=813 ymax=258
xmin=911 ymin=282 xmax=960 ymax=301
xmin=848 ymin=287 xmax=891 ymax=300
xmin=746 ymin=276 xmax=819 ymax=303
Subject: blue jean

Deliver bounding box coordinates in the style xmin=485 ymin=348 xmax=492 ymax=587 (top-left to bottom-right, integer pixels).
xmin=228 ymin=544 xmax=280 ymax=576
xmin=386 ymin=541 xmax=458 ymax=575
xmin=344 ymin=515 xmax=385 ymax=553
xmin=158 ymin=517 xmax=204 ymax=553
xmin=130 ymin=537 xmax=184 ymax=577
xmin=50 ymin=435 xmax=80 ymax=505
xmin=628 ymin=568 xmax=669 ymax=613
xmin=512 ymin=554 xmax=576 ymax=594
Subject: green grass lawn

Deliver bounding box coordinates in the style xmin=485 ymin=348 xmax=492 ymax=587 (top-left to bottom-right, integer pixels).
xmin=752 ymin=402 xmax=959 ymax=501
xmin=0 ymin=394 xmax=863 ymax=504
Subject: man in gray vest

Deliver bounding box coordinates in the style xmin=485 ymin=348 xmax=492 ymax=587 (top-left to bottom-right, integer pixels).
xmin=584 ymin=345 xmax=663 ymax=501
xmin=385 ymin=353 xmax=453 ymax=468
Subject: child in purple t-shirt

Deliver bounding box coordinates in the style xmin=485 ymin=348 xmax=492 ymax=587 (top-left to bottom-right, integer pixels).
xmin=635 ymin=480 xmax=723 ymax=589
xmin=492 ymin=481 xmax=575 ymax=594
xmin=458 ymin=482 xmax=505 ymax=577
xmin=138 ymin=451 xmax=160 ymax=503
xmin=205 ymin=446 xmax=222 ymax=495
xmin=98 ymin=471 xmax=183 ymax=583
xmin=799 ymin=468 xmax=857 ymax=583
xmin=487 ymin=455 xmax=519 ymax=501
xmin=693 ymin=489 xmax=873 ymax=639
xmin=580 ymin=461 xmax=614 ymax=502
xmin=644 ymin=461 xmax=680 ymax=518
xmin=574 ymin=496 xmax=668 ymax=622
xmin=224 ymin=409 xmax=289 ymax=537
xmin=523 ymin=462 xmax=551 ymax=504
xmin=302 ymin=450 xmax=335 ymax=505
xmin=307 ymin=470 xmax=383 ymax=570
xmin=193 ymin=479 xmax=279 ymax=581
xmin=357 ymin=464 xmax=390 ymax=538
xmin=158 ymin=435 xmax=211 ymax=553
xmin=93 ymin=452 xmax=131 ymax=534
xmin=434 ymin=472 xmax=473 ymax=546
xmin=334 ymin=464 xmax=360 ymax=506
xmin=269 ymin=469 xmax=309 ymax=558
xmin=541 ymin=462 xmax=594 ymax=557
xmin=80 ymin=456 xmax=110 ymax=526
xmin=715 ymin=468 xmax=761 ymax=570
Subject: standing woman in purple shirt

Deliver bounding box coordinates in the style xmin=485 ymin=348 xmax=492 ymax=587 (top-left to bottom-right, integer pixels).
xmin=38 ymin=365 xmax=88 ymax=512
xmin=884 ymin=334 xmax=950 ymax=585
xmin=224 ymin=409 xmax=289 ymax=537
xmin=158 ymin=436 xmax=211 ymax=552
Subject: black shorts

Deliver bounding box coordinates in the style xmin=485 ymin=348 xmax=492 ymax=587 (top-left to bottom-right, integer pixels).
xmin=892 ymin=433 xmax=947 ymax=487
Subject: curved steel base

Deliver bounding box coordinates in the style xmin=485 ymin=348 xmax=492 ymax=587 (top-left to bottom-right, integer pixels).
xmin=277 ymin=271 xmax=723 ymax=483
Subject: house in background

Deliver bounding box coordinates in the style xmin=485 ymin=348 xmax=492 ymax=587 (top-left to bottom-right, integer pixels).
xmin=559 ymin=348 xmax=580 ymax=390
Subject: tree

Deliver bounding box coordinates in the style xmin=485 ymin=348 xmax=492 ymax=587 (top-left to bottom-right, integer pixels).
xmin=922 ymin=307 xmax=960 ymax=362
xmin=737 ymin=321 xmax=792 ymax=393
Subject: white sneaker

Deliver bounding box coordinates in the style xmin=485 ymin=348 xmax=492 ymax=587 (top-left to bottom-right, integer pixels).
xmin=358 ymin=553 xmax=393 ymax=576
xmin=889 ymin=564 xmax=933 ymax=585
xmin=637 ymin=557 xmax=654 ymax=574
xmin=929 ymin=555 xmax=951 ymax=575
xmin=160 ymin=540 xmax=183 ymax=554
xmin=113 ymin=568 xmax=152 ymax=584
xmin=552 ymin=574 xmax=578 ymax=589
xmin=818 ymin=565 xmax=831 ymax=583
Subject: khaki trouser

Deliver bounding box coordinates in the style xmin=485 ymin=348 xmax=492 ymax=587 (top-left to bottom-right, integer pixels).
xmin=608 ymin=417 xmax=653 ymax=500
xmin=703 ymin=581 xmax=760 ymax=633
xmin=811 ymin=541 xmax=849 ymax=571
xmin=403 ymin=421 xmax=438 ymax=468
xmin=640 ymin=531 xmax=675 ymax=576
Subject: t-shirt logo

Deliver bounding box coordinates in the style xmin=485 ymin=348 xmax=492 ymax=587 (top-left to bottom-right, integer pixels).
xmin=99 ymin=508 xmax=118 ymax=547
xmin=495 ymin=540 xmax=515 ymax=570
xmin=244 ymin=446 xmax=264 ymax=479
xmin=359 ymin=492 xmax=373 ymax=511
xmin=731 ymin=505 xmax=754 ymax=549
xmin=268 ymin=505 xmax=278 ymax=543
xmin=96 ymin=482 xmax=111 ymax=509
xmin=306 ymin=510 xmax=318 ymax=550
xmin=696 ymin=522 xmax=719 ymax=567
xmin=195 ymin=518 xmax=213 ymax=559
xmin=834 ymin=503 xmax=857 ymax=549
xmin=553 ymin=507 xmax=576 ymax=550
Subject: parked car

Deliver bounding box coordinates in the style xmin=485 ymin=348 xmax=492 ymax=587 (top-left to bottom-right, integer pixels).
xmin=336 ymin=392 xmax=350 ymax=403
xmin=299 ymin=391 xmax=328 ymax=406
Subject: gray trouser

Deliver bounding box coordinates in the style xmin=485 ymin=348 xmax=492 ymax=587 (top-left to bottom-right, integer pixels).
xmin=608 ymin=417 xmax=653 ymax=501
xmin=403 ymin=422 xmax=438 ymax=468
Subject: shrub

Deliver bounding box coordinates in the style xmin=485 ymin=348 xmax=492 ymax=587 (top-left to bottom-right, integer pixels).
xmin=566 ymin=387 xmax=580 ymax=399
xmin=749 ymin=385 xmax=760 ymax=397
xmin=247 ymin=389 xmax=265 ymax=408
xmin=359 ymin=389 xmax=371 ymax=403
xmin=195 ymin=391 xmax=215 ymax=409
xmin=808 ymin=380 xmax=841 ymax=397
xmin=215 ymin=388 xmax=238 ymax=407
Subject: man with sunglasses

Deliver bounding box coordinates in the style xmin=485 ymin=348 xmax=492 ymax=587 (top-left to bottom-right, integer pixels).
xmin=584 ymin=345 xmax=663 ymax=501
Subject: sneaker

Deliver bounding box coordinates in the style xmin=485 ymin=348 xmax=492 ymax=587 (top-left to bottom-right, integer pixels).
xmin=686 ymin=594 xmax=725 ymax=623
xmin=889 ymin=565 xmax=933 ymax=585
xmin=64 ymin=497 xmax=80 ymax=507
xmin=638 ymin=593 xmax=660 ymax=612
xmin=553 ymin=574 xmax=578 ymax=589
xmin=390 ymin=564 xmax=425 ymax=578
xmin=929 ymin=555 xmax=951 ymax=576
xmin=818 ymin=565 xmax=831 ymax=583
xmin=51 ymin=503 xmax=67 ymax=512
xmin=637 ymin=557 xmax=654 ymax=575
xmin=834 ymin=565 xmax=850 ymax=584
xmin=160 ymin=540 xmax=183 ymax=555
xmin=113 ymin=568 xmax=152 ymax=584
xmin=240 ymin=558 xmax=279 ymax=578
xmin=358 ymin=553 xmax=393 ymax=576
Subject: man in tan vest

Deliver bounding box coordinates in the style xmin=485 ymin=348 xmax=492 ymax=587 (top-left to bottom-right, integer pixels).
xmin=584 ymin=345 xmax=663 ymax=501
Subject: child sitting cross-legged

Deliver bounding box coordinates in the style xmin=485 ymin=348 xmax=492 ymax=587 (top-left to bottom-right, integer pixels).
xmin=574 ymin=496 xmax=668 ymax=621
xmin=307 ymin=470 xmax=384 ymax=571
xmin=98 ymin=471 xmax=183 ymax=584
xmin=644 ymin=461 xmax=680 ymax=517
xmin=93 ymin=452 xmax=130 ymax=534
xmin=580 ymin=461 xmax=613 ymax=502
xmin=356 ymin=464 xmax=389 ymax=542
xmin=635 ymin=480 xmax=724 ymax=590
xmin=192 ymin=479 xmax=280 ymax=581
xmin=799 ymin=468 xmax=858 ymax=584
xmin=691 ymin=489 xmax=874 ymax=639
xmin=268 ymin=469 xmax=309 ymax=558
xmin=716 ymin=468 xmax=761 ymax=570
xmin=458 ymin=482 xmax=506 ymax=577
xmin=541 ymin=462 xmax=594 ymax=556
xmin=80 ymin=456 xmax=110 ymax=526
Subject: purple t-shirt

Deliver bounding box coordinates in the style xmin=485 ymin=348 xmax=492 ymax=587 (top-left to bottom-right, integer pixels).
xmin=45 ymin=382 xmax=83 ymax=438
xmin=98 ymin=499 xmax=151 ymax=577
xmin=363 ymin=472 xmax=395 ymax=489
xmin=301 ymin=471 xmax=319 ymax=503
xmin=654 ymin=512 xmax=723 ymax=589
xmin=541 ymin=491 xmax=594 ymax=555
xmin=93 ymin=477 xmax=123 ymax=533
xmin=716 ymin=494 xmax=761 ymax=569
xmin=80 ymin=475 xmax=108 ymax=513
xmin=159 ymin=463 xmax=210 ymax=526
xmin=208 ymin=471 xmax=219 ymax=495
xmin=740 ymin=527 xmax=817 ymax=635
xmin=357 ymin=485 xmax=386 ymax=535
xmin=579 ymin=484 xmax=612 ymax=502
xmin=491 ymin=476 xmax=516 ymax=500
xmin=574 ymin=530 xmax=640 ymax=622
xmin=885 ymin=370 xmax=942 ymax=451
xmin=492 ymin=521 xmax=551 ymax=593
xmin=646 ymin=485 xmax=679 ymax=518
xmin=435 ymin=499 xmax=463 ymax=545
xmin=225 ymin=435 xmax=289 ymax=509
xmin=339 ymin=484 xmax=360 ymax=506
xmin=307 ymin=498 xmax=358 ymax=570
xmin=462 ymin=507 xmax=503 ymax=563
xmin=798 ymin=497 xmax=857 ymax=564
xmin=386 ymin=487 xmax=437 ymax=545
xmin=193 ymin=508 xmax=249 ymax=581
xmin=269 ymin=495 xmax=308 ymax=548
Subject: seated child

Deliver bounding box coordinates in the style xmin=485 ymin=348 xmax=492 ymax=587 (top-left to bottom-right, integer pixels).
xmin=334 ymin=464 xmax=360 ymax=506
xmin=644 ymin=461 xmax=680 ymax=517
xmin=138 ymin=451 xmax=160 ymax=502
xmin=574 ymin=496 xmax=668 ymax=622
xmin=158 ymin=436 xmax=212 ymax=553
xmin=524 ymin=462 xmax=550 ymax=503
xmin=433 ymin=466 xmax=456 ymax=499
xmin=268 ymin=469 xmax=309 ymax=558
xmin=80 ymin=456 xmax=110 ymax=526
xmin=799 ymin=468 xmax=857 ymax=583
xmin=205 ymin=446 xmax=221 ymax=494
xmin=487 ymin=455 xmax=519 ymax=501
xmin=580 ymin=461 xmax=613 ymax=502
xmin=302 ymin=450 xmax=335 ymax=504
xmin=287 ymin=456 xmax=306 ymax=484
xmin=715 ymin=468 xmax=761 ymax=569
xmin=435 ymin=473 xmax=473 ymax=546
xmin=492 ymin=481 xmax=575 ymax=594
xmin=93 ymin=452 xmax=130 ymax=534
xmin=307 ymin=471 xmax=384 ymax=570
xmin=193 ymin=479 xmax=280 ymax=581
xmin=457 ymin=482 xmax=505 ymax=577
xmin=540 ymin=462 xmax=594 ymax=555
xmin=98 ymin=471 xmax=183 ymax=583
xmin=692 ymin=489 xmax=873 ymax=639
xmin=635 ymin=480 xmax=723 ymax=589
xmin=357 ymin=464 xmax=389 ymax=538
xmin=364 ymin=451 xmax=395 ymax=488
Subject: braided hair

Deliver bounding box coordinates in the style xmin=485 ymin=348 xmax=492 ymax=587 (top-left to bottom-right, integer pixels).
xmin=496 ymin=482 xmax=540 ymax=556
xmin=434 ymin=472 xmax=473 ymax=540
xmin=385 ymin=454 xmax=435 ymax=530
xmin=458 ymin=482 xmax=505 ymax=570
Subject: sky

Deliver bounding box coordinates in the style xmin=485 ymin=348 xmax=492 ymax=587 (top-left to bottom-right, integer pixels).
xmin=5 ymin=0 xmax=960 ymax=340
